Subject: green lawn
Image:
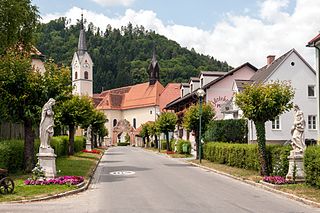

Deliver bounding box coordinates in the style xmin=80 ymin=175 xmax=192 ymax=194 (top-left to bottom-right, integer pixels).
xmin=0 ymin=151 xmax=102 ymax=202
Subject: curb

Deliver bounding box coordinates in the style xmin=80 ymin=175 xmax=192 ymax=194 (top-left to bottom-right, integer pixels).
xmin=6 ymin=151 xmax=104 ymax=204
xmin=188 ymin=162 xmax=320 ymax=208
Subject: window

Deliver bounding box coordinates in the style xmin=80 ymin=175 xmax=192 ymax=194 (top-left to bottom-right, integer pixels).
xmin=133 ymin=118 xmax=136 ymax=129
xmin=201 ymin=78 xmax=204 ymax=87
xmin=150 ymin=110 xmax=153 ymax=115
xmin=75 ymin=72 xmax=78 ymax=79
xmin=271 ymin=116 xmax=280 ymax=130
xmin=113 ymin=119 xmax=117 ymax=127
xmin=190 ymin=84 xmax=193 ymax=92
xmin=181 ymin=89 xmax=184 ymax=97
xmin=308 ymin=85 xmax=315 ymax=97
xmin=84 ymin=71 xmax=89 ymax=80
xmin=308 ymin=115 xmax=316 ymax=130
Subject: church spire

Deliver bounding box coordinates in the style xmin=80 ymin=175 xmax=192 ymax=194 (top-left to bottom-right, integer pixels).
xmin=77 ymin=13 xmax=87 ymax=56
xmin=148 ymin=45 xmax=160 ymax=85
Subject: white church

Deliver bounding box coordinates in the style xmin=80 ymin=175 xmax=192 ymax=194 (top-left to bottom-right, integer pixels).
xmin=71 ymin=15 xmax=180 ymax=146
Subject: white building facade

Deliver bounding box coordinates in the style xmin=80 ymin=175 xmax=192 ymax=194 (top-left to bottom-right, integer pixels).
xmin=247 ymin=49 xmax=317 ymax=143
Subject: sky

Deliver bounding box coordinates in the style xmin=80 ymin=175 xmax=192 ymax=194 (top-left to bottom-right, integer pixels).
xmin=32 ymin=0 xmax=320 ymax=68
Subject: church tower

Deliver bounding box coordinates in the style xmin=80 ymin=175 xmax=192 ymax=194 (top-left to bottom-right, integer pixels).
xmin=72 ymin=14 xmax=93 ymax=97
xmin=148 ymin=47 xmax=160 ymax=85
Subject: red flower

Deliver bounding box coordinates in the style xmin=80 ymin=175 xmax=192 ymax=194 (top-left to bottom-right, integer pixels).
xmin=82 ymin=149 xmax=101 ymax=154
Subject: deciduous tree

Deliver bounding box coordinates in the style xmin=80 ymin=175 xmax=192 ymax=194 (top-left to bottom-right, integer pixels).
xmin=235 ymin=81 xmax=294 ymax=176
xmin=55 ymin=95 xmax=94 ymax=155
xmin=183 ymin=103 xmax=215 ymax=159
xmin=156 ymin=112 xmax=177 ymax=151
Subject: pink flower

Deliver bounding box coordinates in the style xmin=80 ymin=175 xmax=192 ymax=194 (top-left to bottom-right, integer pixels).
xmin=24 ymin=176 xmax=85 ymax=185
xmin=263 ymin=176 xmax=288 ymax=185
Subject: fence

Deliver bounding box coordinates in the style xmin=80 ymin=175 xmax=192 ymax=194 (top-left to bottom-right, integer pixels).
xmin=0 ymin=122 xmax=39 ymax=140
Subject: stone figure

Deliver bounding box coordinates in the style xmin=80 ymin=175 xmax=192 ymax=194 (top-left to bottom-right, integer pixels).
xmin=290 ymin=104 xmax=306 ymax=154
xmin=86 ymin=125 xmax=92 ymax=151
xmin=87 ymin=125 xmax=92 ymax=143
xmin=40 ymin=98 xmax=56 ymax=149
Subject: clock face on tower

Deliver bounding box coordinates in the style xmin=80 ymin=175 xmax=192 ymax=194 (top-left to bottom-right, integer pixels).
xmin=83 ymin=63 xmax=90 ymax=68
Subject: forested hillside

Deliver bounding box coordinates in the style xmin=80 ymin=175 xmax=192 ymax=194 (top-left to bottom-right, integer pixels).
xmin=36 ymin=18 xmax=231 ymax=93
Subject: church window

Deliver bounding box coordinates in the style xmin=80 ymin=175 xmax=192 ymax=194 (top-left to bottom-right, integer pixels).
xmin=84 ymin=71 xmax=89 ymax=79
xmin=113 ymin=119 xmax=117 ymax=127
xmin=150 ymin=110 xmax=153 ymax=114
xmin=75 ymin=72 xmax=78 ymax=79
xmin=133 ymin=118 xmax=136 ymax=129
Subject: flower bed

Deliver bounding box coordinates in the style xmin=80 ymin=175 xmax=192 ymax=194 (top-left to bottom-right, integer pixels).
xmin=82 ymin=149 xmax=101 ymax=154
xmin=166 ymin=151 xmax=175 ymax=154
xmin=24 ymin=176 xmax=84 ymax=185
xmin=263 ymin=176 xmax=288 ymax=185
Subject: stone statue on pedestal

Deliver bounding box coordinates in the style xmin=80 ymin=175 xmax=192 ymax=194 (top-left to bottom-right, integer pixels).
xmin=290 ymin=104 xmax=306 ymax=155
xmin=37 ymin=98 xmax=57 ymax=178
xmin=86 ymin=124 xmax=92 ymax=151
xmin=286 ymin=104 xmax=306 ymax=182
xmin=40 ymin=98 xmax=56 ymax=149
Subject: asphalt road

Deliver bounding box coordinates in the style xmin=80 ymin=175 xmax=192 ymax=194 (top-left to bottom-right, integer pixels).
xmin=0 ymin=146 xmax=319 ymax=213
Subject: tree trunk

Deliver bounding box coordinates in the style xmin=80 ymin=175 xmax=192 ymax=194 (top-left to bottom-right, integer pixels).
xmin=155 ymin=135 xmax=158 ymax=149
xmin=146 ymin=135 xmax=150 ymax=148
xmin=93 ymin=134 xmax=97 ymax=148
xmin=142 ymin=137 xmax=146 ymax=147
xmin=24 ymin=119 xmax=35 ymax=172
xmin=255 ymin=121 xmax=268 ymax=176
xmin=194 ymin=130 xmax=199 ymax=160
xmin=166 ymin=131 xmax=170 ymax=151
xmin=68 ymin=125 xmax=75 ymax=155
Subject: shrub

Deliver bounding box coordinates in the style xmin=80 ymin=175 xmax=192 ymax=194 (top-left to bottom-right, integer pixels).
xmin=204 ymin=119 xmax=248 ymax=143
xmin=267 ymin=145 xmax=291 ymax=177
xmin=0 ymin=140 xmax=24 ymax=172
xmin=175 ymin=139 xmax=191 ymax=154
xmin=304 ymin=146 xmax=320 ymax=188
xmin=160 ymin=139 xmax=175 ymax=151
xmin=203 ymin=142 xmax=291 ymax=174
xmin=117 ymin=142 xmax=130 ymax=146
xmin=51 ymin=136 xmax=85 ymax=156
xmin=0 ymin=136 xmax=85 ymax=172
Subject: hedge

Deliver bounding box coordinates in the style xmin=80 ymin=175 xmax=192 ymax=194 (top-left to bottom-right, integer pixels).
xmin=204 ymin=119 xmax=248 ymax=143
xmin=304 ymin=146 xmax=320 ymax=188
xmin=117 ymin=142 xmax=130 ymax=146
xmin=160 ymin=139 xmax=175 ymax=151
xmin=0 ymin=136 xmax=85 ymax=172
xmin=203 ymin=142 xmax=291 ymax=175
xmin=174 ymin=139 xmax=191 ymax=154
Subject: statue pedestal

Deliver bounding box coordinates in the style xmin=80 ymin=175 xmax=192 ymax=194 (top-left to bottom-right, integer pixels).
xmin=37 ymin=147 xmax=57 ymax=178
xmin=286 ymin=151 xmax=305 ymax=183
xmin=86 ymin=142 xmax=92 ymax=151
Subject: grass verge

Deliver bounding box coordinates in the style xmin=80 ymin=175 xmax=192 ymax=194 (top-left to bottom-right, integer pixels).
xmin=0 ymin=150 xmax=103 ymax=202
xmin=190 ymin=159 xmax=320 ymax=204
xmin=144 ymin=147 xmax=193 ymax=158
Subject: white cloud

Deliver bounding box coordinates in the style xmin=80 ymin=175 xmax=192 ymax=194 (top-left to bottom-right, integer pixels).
xmin=91 ymin=0 xmax=134 ymax=7
xmin=41 ymin=0 xmax=320 ymax=68
xmin=259 ymin=0 xmax=289 ymax=22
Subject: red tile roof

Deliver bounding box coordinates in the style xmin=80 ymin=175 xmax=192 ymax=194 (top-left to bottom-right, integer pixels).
xmin=159 ymin=83 xmax=181 ymax=111
xmin=307 ymin=33 xmax=320 ymax=46
xmin=96 ymin=81 xmax=164 ymax=110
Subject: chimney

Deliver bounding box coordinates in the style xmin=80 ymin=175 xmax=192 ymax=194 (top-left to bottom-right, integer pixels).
xmin=267 ymin=55 xmax=275 ymax=65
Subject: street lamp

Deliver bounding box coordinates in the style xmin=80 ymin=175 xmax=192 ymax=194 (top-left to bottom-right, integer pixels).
xmin=196 ymin=88 xmax=205 ymax=163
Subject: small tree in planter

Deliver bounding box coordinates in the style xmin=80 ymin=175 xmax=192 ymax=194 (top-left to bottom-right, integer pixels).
xmin=183 ymin=103 xmax=215 ymax=159
xmin=156 ymin=112 xmax=177 ymax=152
xmin=235 ymin=81 xmax=294 ymax=176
